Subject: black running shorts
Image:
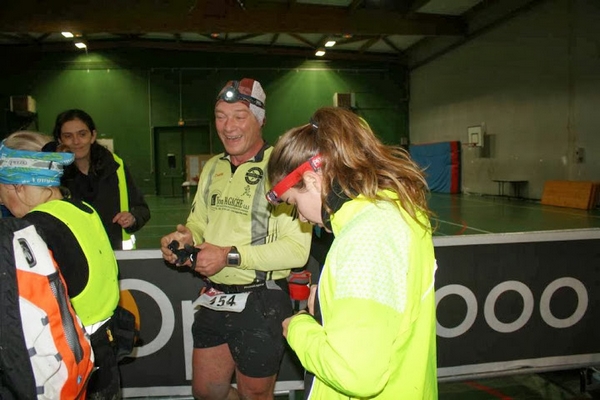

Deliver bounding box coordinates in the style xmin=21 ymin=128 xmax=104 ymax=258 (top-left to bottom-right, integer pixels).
xmin=192 ymin=287 xmax=293 ymax=378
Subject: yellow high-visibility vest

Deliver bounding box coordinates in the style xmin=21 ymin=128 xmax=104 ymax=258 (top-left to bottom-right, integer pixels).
xmin=113 ymin=153 xmax=136 ymax=250
xmin=31 ymin=200 xmax=120 ymax=326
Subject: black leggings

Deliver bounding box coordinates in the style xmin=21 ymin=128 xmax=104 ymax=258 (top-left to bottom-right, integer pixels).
xmin=88 ymin=323 xmax=121 ymax=400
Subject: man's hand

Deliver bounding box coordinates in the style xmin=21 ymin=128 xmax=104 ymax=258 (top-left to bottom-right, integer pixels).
xmin=161 ymin=224 xmax=194 ymax=265
xmin=168 ymin=241 xmax=200 ymax=267
xmin=193 ymin=242 xmax=230 ymax=276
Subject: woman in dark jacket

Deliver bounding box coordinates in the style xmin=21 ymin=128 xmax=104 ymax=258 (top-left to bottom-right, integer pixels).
xmin=53 ymin=109 xmax=150 ymax=250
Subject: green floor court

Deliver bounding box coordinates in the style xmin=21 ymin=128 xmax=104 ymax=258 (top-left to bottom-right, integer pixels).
xmin=136 ymin=193 xmax=600 ymax=249
xmin=132 ymin=193 xmax=600 ymax=400
xmin=429 ymin=194 xmax=600 ymax=236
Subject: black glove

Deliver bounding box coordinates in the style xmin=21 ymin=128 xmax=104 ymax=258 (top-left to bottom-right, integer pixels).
xmin=168 ymin=240 xmax=200 ymax=267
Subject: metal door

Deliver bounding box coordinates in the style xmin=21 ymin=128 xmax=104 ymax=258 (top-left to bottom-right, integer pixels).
xmin=154 ymin=125 xmax=210 ymax=196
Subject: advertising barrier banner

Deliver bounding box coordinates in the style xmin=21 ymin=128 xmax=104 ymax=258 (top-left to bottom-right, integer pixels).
xmin=118 ymin=229 xmax=600 ymax=396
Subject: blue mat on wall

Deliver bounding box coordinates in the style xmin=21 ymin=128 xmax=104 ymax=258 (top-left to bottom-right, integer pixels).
xmin=409 ymin=141 xmax=461 ymax=193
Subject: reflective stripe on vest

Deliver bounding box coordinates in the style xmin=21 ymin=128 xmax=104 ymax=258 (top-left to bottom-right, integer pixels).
xmin=31 ymin=200 xmax=120 ymax=326
xmin=113 ymin=153 xmax=136 ymax=250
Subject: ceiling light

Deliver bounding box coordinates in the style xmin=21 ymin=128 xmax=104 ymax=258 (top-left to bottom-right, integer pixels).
xmin=61 ymin=32 xmax=74 ymax=38
xmin=324 ymin=40 xmax=336 ymax=47
xmin=74 ymin=41 xmax=87 ymax=49
xmin=315 ymin=49 xmax=326 ymax=57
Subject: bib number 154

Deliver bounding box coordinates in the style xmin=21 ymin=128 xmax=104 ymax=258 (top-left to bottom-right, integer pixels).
xmin=193 ymin=291 xmax=250 ymax=313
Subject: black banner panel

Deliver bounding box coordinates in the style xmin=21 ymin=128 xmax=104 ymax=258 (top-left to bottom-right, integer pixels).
xmin=116 ymin=229 xmax=600 ymax=396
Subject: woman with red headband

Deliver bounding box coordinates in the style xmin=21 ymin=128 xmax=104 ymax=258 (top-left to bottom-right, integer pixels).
xmin=266 ymin=107 xmax=438 ymax=399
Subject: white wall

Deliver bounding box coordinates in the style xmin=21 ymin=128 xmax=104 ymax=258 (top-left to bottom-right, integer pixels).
xmin=409 ymin=0 xmax=600 ymax=199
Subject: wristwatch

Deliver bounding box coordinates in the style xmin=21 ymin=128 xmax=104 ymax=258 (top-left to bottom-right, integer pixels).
xmin=227 ymin=246 xmax=241 ymax=267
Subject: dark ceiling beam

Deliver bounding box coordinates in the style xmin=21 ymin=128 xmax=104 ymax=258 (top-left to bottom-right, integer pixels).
xmin=408 ymin=0 xmax=545 ymax=70
xmin=32 ymin=33 xmax=51 ymax=43
xmin=229 ymin=33 xmax=262 ymax=42
xmin=335 ymin=35 xmax=373 ymax=46
xmin=348 ymin=0 xmax=364 ymax=13
xmin=17 ymin=33 xmax=37 ymax=44
xmin=382 ymin=36 xmax=403 ymax=53
xmin=4 ymin=40 xmax=406 ymax=65
xmin=241 ymin=0 xmax=259 ymax=8
xmin=0 ymin=33 xmax=20 ymax=43
xmin=234 ymin=0 xmax=246 ymax=11
xmin=201 ymin=33 xmax=224 ymax=41
xmin=0 ymin=2 xmax=465 ymax=36
xmin=289 ymin=33 xmax=316 ymax=48
xmin=114 ymin=33 xmax=143 ymax=39
xmin=269 ymin=33 xmax=279 ymax=46
xmin=316 ymin=34 xmax=329 ymax=48
xmin=140 ymin=39 xmax=404 ymax=63
xmin=2 ymin=38 xmax=404 ymax=63
xmin=407 ymin=0 xmax=433 ymax=13
xmin=358 ymin=36 xmax=380 ymax=53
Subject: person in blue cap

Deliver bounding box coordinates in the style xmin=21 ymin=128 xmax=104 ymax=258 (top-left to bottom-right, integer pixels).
xmin=0 ymin=131 xmax=125 ymax=400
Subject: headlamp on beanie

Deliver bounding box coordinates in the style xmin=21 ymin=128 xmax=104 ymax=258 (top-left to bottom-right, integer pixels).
xmin=218 ymin=81 xmax=265 ymax=109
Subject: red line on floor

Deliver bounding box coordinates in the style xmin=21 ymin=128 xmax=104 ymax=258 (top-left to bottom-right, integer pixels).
xmin=456 ymin=219 xmax=468 ymax=235
xmin=464 ymin=381 xmax=513 ymax=399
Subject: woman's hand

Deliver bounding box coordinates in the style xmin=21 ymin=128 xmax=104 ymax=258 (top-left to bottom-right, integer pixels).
xmin=113 ymin=211 xmax=136 ymax=229
xmin=282 ymin=310 xmax=308 ymax=338
xmin=308 ymin=284 xmax=318 ymax=315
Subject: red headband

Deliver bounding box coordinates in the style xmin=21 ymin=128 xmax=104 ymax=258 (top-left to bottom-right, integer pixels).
xmin=266 ymin=154 xmax=322 ymax=205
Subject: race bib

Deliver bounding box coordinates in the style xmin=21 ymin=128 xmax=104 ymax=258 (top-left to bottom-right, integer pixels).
xmin=192 ymin=287 xmax=250 ymax=313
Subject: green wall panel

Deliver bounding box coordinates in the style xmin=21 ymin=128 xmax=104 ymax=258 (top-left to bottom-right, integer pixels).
xmin=34 ymin=67 xmax=153 ymax=194
xmin=0 ymin=48 xmax=407 ymax=195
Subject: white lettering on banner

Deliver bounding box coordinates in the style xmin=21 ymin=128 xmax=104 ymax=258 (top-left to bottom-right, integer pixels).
xmin=121 ymin=276 xmax=590 ymax=361
xmin=436 ymin=284 xmax=478 ymax=338
xmin=540 ymin=277 xmax=588 ymax=328
xmin=119 ymin=279 xmax=175 ymax=357
xmin=435 ymin=278 xmax=589 ymax=338
xmin=484 ymin=281 xmax=534 ymax=333
xmin=117 ymin=281 xmax=218 ymax=380
xmin=181 ymin=301 xmax=195 ymax=381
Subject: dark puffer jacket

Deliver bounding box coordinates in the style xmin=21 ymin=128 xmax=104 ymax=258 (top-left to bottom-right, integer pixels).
xmin=61 ymin=143 xmax=150 ymax=250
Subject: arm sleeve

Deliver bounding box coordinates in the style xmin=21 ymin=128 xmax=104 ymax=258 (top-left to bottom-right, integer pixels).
xmin=287 ymin=212 xmax=412 ymax=397
xmin=185 ymin=159 xmax=212 ymax=245
xmin=123 ymin=164 xmax=151 ymax=233
xmin=287 ymin=299 xmax=400 ymax=398
xmin=238 ymin=205 xmax=312 ymax=271
xmin=185 ymin=158 xmax=312 ymax=269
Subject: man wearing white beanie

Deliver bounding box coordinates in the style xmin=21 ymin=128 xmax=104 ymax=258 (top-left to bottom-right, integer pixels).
xmin=161 ymin=78 xmax=312 ymax=400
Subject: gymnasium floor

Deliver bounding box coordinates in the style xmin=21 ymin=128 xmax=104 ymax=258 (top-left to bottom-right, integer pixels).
xmin=136 ymin=192 xmax=600 ymax=248
xmin=132 ymin=192 xmax=600 ymax=399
